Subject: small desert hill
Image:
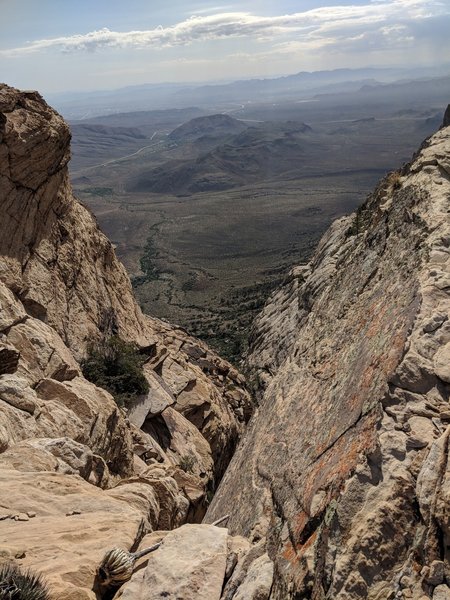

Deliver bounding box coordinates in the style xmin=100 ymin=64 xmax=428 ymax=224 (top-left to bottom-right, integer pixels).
xmin=72 ymin=106 xmax=206 ymax=136
xmin=127 ymin=120 xmax=314 ymax=194
xmin=168 ymin=113 xmax=248 ymax=142
xmin=70 ymin=122 xmax=148 ymax=169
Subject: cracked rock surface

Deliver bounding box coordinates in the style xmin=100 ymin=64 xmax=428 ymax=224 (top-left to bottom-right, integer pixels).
xmin=206 ymin=113 xmax=450 ymax=598
xmin=0 ymin=84 xmax=252 ymax=598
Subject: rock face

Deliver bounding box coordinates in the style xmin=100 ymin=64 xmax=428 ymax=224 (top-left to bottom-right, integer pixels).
xmin=206 ymin=114 xmax=450 ymax=598
xmin=119 ymin=524 xmax=228 ymax=600
xmin=116 ymin=524 xmax=271 ymax=600
xmin=0 ymin=84 xmax=251 ymax=597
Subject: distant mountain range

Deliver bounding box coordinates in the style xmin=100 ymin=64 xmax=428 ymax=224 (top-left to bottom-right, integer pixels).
xmin=48 ymin=65 xmax=450 ymax=120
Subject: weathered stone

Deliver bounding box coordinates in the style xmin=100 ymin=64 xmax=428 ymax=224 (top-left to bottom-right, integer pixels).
xmin=0 ymin=343 xmax=19 ymax=374
xmin=127 ymin=368 xmax=176 ymax=427
xmin=434 ymin=585 xmax=450 ymax=600
xmin=221 ymin=541 xmax=266 ymax=600
xmin=426 ymin=560 xmax=445 ymax=586
xmin=207 ymin=116 xmax=450 ymax=598
xmin=434 ymin=343 xmax=450 ymax=383
xmin=0 ymin=83 xmax=252 ymax=600
xmin=224 ymin=535 xmax=251 ymax=580
xmin=0 ymin=469 xmax=152 ymax=599
xmin=0 ymin=283 xmax=26 ymax=333
xmin=423 ymin=313 xmax=448 ymax=333
xmin=119 ymin=524 xmax=228 ymax=600
xmin=231 ymin=553 xmax=273 ymax=600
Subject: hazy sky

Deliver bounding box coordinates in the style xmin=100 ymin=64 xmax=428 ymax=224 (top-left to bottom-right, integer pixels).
xmin=1 ymin=0 xmax=449 ymax=93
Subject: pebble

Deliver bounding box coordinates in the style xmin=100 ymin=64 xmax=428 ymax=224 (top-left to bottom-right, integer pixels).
xmin=16 ymin=513 xmax=30 ymax=521
xmin=27 ymin=511 xmax=36 ymax=518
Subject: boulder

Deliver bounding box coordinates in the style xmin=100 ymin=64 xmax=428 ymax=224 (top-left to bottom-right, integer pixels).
xmin=118 ymin=524 xmax=228 ymax=600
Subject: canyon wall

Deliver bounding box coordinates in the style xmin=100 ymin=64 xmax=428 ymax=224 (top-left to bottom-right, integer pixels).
xmin=2 ymin=82 xmax=450 ymax=600
xmin=0 ymin=84 xmax=252 ymax=599
xmin=207 ymin=110 xmax=450 ymax=599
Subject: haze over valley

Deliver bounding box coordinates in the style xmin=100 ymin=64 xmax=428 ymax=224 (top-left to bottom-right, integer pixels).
xmin=66 ymin=68 xmax=450 ymax=361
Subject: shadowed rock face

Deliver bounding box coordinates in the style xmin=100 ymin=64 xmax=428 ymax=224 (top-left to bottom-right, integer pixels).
xmin=206 ymin=116 xmax=450 ymax=598
xmin=0 ymin=84 xmax=252 ymax=598
xmin=443 ymin=104 xmax=450 ymax=128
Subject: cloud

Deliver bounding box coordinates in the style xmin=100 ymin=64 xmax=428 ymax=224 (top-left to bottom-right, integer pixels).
xmin=0 ymin=0 xmax=447 ymax=57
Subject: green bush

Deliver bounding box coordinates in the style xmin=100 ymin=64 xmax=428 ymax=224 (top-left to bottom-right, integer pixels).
xmin=0 ymin=563 xmax=49 ymax=600
xmin=179 ymin=453 xmax=196 ymax=473
xmin=81 ymin=336 xmax=149 ymax=408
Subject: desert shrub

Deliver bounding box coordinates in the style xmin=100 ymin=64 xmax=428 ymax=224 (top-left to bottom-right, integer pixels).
xmin=386 ymin=170 xmax=402 ymax=190
xmin=0 ymin=563 xmax=49 ymax=600
xmin=81 ymin=336 xmax=149 ymax=408
xmin=140 ymin=237 xmax=160 ymax=282
xmin=179 ymin=453 xmax=196 ymax=473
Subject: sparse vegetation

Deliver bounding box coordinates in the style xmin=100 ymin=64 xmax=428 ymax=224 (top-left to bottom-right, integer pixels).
xmin=81 ymin=336 xmax=149 ymax=408
xmin=386 ymin=170 xmax=402 ymax=190
xmin=84 ymin=187 xmax=114 ymax=197
xmin=179 ymin=453 xmax=196 ymax=473
xmin=75 ymin=99 xmax=437 ymax=366
xmin=0 ymin=563 xmax=49 ymax=600
xmin=139 ymin=236 xmax=160 ymax=282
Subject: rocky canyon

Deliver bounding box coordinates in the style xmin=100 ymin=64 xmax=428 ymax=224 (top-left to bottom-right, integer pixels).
xmin=1 ymin=83 xmax=450 ymax=600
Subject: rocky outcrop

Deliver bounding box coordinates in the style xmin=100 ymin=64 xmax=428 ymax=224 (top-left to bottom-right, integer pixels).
xmin=0 ymin=84 xmax=252 ymax=597
xmin=206 ymin=113 xmax=450 ymax=598
xmin=116 ymin=524 xmax=272 ymax=600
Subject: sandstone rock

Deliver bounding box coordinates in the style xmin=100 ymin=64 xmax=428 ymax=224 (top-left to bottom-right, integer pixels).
xmin=426 ymin=560 xmax=445 ymax=586
xmin=0 ymin=374 xmax=38 ymax=414
xmin=221 ymin=540 xmax=266 ymax=600
xmin=118 ymin=524 xmax=228 ymax=600
xmin=423 ymin=312 xmax=448 ymax=333
xmin=0 ymin=470 xmax=150 ymax=598
xmin=434 ymin=585 xmax=450 ymax=600
xmin=231 ymin=553 xmax=273 ymax=600
xmin=0 ymin=343 xmax=19 ymax=374
xmin=224 ymin=535 xmax=251 ymax=580
xmin=144 ymin=406 xmax=214 ymax=481
xmin=207 ymin=114 xmax=450 ymax=597
xmin=127 ymin=368 xmax=175 ymax=428
xmin=0 ymin=83 xmax=252 ymax=600
xmin=0 ymin=442 xmax=60 ymax=473
xmin=434 ymin=343 xmax=450 ymax=383
xmin=6 ymin=317 xmax=80 ymax=383
xmin=0 ymin=284 xmax=26 ymax=332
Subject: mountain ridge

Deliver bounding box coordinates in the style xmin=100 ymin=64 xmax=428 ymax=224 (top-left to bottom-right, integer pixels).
xmin=206 ymin=107 xmax=450 ymax=598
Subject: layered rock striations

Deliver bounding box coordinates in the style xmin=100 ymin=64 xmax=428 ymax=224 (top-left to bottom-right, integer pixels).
xmin=207 ymin=110 xmax=450 ymax=598
xmin=0 ymin=84 xmax=252 ymax=598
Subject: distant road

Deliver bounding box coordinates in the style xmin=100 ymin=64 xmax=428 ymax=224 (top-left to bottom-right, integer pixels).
xmin=71 ymin=136 xmax=164 ymax=175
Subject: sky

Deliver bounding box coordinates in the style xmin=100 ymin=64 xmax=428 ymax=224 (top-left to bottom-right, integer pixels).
xmin=0 ymin=0 xmax=449 ymax=93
